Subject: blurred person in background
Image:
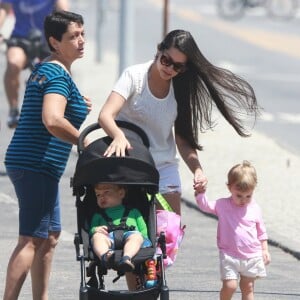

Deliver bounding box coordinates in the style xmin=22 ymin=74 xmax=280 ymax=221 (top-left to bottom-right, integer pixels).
xmin=0 ymin=0 xmax=69 ymax=129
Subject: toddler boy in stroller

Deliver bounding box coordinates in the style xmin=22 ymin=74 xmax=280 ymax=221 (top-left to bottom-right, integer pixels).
xmin=90 ymin=183 xmax=152 ymax=286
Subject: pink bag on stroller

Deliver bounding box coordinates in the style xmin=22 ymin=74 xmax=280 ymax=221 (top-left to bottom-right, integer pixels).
xmin=155 ymin=194 xmax=186 ymax=267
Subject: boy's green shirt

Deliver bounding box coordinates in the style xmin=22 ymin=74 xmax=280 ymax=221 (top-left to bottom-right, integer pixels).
xmin=90 ymin=204 xmax=149 ymax=239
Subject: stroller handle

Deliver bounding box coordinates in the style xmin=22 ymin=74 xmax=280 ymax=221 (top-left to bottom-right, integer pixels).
xmin=78 ymin=121 xmax=150 ymax=153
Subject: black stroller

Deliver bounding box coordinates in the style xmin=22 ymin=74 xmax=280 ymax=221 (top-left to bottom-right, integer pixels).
xmin=71 ymin=121 xmax=169 ymax=300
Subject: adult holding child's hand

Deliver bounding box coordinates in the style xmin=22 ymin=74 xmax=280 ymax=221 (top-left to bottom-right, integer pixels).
xmin=99 ymin=29 xmax=259 ymax=217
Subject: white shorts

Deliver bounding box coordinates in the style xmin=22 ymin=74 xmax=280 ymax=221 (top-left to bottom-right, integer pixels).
xmin=157 ymin=163 xmax=181 ymax=194
xmin=219 ymin=252 xmax=267 ymax=280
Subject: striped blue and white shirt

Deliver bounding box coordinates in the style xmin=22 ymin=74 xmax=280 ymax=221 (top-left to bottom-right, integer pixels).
xmin=5 ymin=62 xmax=88 ymax=180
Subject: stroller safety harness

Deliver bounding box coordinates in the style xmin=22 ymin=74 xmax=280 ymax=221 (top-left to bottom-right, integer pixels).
xmin=98 ymin=206 xmax=136 ymax=250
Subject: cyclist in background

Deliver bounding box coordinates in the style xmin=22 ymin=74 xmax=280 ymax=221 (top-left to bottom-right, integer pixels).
xmin=0 ymin=0 xmax=69 ymax=129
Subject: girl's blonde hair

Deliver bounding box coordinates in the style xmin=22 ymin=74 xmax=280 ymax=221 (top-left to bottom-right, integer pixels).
xmin=227 ymin=160 xmax=257 ymax=191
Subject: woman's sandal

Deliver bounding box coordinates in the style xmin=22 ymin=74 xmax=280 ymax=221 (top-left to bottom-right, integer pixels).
xmin=117 ymin=255 xmax=135 ymax=273
xmin=100 ymin=250 xmax=115 ymax=269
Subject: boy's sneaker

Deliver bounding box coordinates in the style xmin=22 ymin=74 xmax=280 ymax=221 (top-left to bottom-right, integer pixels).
xmin=117 ymin=256 xmax=135 ymax=273
xmin=7 ymin=108 xmax=19 ymax=129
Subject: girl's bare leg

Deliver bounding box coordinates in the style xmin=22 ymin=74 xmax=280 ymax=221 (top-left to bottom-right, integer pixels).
xmin=220 ymin=279 xmax=238 ymax=300
xmin=240 ymin=276 xmax=255 ymax=300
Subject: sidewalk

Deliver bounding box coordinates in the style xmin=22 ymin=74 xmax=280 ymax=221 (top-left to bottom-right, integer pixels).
xmin=73 ymin=39 xmax=300 ymax=258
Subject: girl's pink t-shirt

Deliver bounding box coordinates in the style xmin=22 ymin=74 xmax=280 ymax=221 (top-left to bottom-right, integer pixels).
xmin=196 ymin=193 xmax=268 ymax=259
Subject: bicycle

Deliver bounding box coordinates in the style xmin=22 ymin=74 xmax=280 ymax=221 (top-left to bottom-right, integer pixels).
xmin=217 ymin=0 xmax=298 ymax=20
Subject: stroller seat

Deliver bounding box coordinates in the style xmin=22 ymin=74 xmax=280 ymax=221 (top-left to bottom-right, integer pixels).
xmin=71 ymin=121 xmax=169 ymax=300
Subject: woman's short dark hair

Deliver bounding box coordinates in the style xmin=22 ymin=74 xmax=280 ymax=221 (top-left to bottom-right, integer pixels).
xmin=44 ymin=10 xmax=84 ymax=51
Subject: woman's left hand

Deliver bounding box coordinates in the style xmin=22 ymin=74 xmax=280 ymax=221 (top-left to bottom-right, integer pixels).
xmin=83 ymin=95 xmax=92 ymax=113
xmin=193 ymin=168 xmax=208 ymax=194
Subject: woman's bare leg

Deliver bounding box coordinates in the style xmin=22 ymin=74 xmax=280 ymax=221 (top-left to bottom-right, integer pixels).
xmin=31 ymin=231 xmax=60 ymax=300
xmin=3 ymin=234 xmax=45 ymax=300
xmin=161 ymin=192 xmax=181 ymax=215
xmin=125 ymin=272 xmax=139 ymax=291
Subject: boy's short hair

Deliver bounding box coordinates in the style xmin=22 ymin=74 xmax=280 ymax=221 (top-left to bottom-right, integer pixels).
xmin=94 ymin=184 xmax=128 ymax=200
xmin=94 ymin=183 xmax=125 ymax=191
xmin=227 ymin=160 xmax=257 ymax=191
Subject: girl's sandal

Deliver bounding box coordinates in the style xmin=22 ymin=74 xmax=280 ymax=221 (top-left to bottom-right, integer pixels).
xmin=100 ymin=250 xmax=115 ymax=269
xmin=117 ymin=255 xmax=135 ymax=273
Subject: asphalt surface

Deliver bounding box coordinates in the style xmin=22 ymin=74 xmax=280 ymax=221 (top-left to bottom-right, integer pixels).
xmin=1 ymin=1 xmax=300 ymax=299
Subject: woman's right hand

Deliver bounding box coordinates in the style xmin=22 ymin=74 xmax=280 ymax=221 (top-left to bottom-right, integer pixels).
xmin=103 ymin=134 xmax=132 ymax=157
xmin=98 ymin=91 xmax=131 ymax=157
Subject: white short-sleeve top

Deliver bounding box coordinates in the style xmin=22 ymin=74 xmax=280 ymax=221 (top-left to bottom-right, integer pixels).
xmin=113 ymin=61 xmax=179 ymax=167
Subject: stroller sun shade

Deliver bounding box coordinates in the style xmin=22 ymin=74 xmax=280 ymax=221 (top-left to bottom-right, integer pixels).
xmin=72 ymin=122 xmax=159 ymax=193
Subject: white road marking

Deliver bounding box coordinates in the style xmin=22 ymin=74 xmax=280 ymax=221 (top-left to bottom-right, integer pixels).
xmin=279 ymin=113 xmax=300 ymax=124
xmin=218 ymin=61 xmax=300 ymax=83
xmin=0 ymin=193 xmax=17 ymax=205
xmin=259 ymin=112 xmax=274 ymax=122
xmin=259 ymin=112 xmax=300 ymax=124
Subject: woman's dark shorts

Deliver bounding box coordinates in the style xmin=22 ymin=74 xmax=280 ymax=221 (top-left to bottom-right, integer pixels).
xmin=6 ymin=168 xmax=61 ymax=239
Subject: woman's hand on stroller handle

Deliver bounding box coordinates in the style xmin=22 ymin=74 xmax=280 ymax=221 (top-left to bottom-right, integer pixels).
xmin=77 ymin=121 xmax=147 ymax=154
xmin=83 ymin=137 xmax=91 ymax=148
xmin=103 ymin=135 xmax=132 ymax=157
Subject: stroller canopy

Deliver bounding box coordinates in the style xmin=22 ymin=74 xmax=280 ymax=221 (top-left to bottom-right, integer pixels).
xmin=72 ymin=122 xmax=159 ymax=193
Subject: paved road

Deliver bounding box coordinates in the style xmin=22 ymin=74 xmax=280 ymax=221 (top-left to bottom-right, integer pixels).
xmin=1 ymin=1 xmax=300 ymax=299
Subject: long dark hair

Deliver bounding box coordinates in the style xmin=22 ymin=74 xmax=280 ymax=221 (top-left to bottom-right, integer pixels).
xmin=158 ymin=29 xmax=260 ymax=151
